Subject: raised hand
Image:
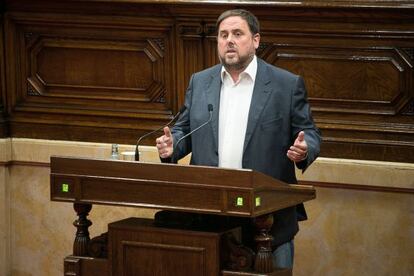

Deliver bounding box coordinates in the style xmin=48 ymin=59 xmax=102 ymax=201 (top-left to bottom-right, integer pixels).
xmin=287 ymin=131 xmax=308 ymax=163
xmin=156 ymin=127 xmax=174 ymax=158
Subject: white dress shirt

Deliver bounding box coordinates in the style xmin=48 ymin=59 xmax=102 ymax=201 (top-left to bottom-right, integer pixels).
xmin=218 ymin=55 xmax=257 ymax=169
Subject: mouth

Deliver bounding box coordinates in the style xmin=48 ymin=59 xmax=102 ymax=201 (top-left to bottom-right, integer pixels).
xmin=225 ymin=51 xmax=237 ymax=58
xmin=226 ymin=48 xmax=237 ymax=54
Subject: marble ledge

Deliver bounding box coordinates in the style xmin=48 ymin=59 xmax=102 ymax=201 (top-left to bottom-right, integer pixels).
xmin=0 ymin=138 xmax=413 ymax=189
xmin=0 ymin=138 xmax=160 ymax=164
xmin=0 ymin=138 xmax=12 ymax=163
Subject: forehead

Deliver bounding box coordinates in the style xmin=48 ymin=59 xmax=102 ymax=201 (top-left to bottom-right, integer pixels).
xmin=218 ymin=16 xmax=250 ymax=32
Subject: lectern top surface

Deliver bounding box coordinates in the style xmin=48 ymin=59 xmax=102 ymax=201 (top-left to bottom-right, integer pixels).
xmin=50 ymin=155 xmax=289 ymax=189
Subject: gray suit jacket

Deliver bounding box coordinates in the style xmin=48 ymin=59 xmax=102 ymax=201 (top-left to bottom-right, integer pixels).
xmin=170 ymin=58 xmax=321 ymax=246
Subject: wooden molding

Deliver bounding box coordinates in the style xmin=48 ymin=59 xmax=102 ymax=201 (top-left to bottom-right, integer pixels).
xmin=299 ymin=180 xmax=414 ymax=194
xmin=2 ymin=0 xmax=414 ymax=162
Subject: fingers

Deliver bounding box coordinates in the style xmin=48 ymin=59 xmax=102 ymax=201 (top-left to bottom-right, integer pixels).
xmin=163 ymin=126 xmax=172 ymax=138
xmin=156 ymin=127 xmax=172 ymax=145
xmin=289 ymin=145 xmax=306 ymax=156
xmin=287 ymin=146 xmax=306 ymax=161
xmin=287 ymin=131 xmax=308 ymax=162
xmin=297 ymin=131 xmax=305 ymax=142
xmin=293 ymin=131 xmax=307 ymax=150
xmin=156 ymin=127 xmax=173 ymax=158
xmin=156 ymin=139 xmax=172 ymax=158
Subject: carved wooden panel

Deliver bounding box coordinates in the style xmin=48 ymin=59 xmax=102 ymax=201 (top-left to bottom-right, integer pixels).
xmin=175 ymin=21 xmax=205 ymax=106
xmin=262 ymin=45 xmax=412 ymax=114
xmin=5 ymin=11 xmax=177 ymax=143
xmin=254 ymin=9 xmax=414 ymax=162
xmin=109 ymin=218 xmax=230 ymax=276
xmin=1 ymin=0 xmax=414 ymax=162
xmin=28 ymin=39 xmax=166 ymax=102
xmin=0 ymin=14 xmax=6 ymax=138
xmin=204 ymin=22 xmax=220 ymax=68
xmin=122 ymin=241 xmax=206 ymax=275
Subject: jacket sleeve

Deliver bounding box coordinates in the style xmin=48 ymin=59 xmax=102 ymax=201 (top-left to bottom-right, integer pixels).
xmin=169 ymin=74 xmax=194 ymax=162
xmin=290 ymin=76 xmax=321 ymax=172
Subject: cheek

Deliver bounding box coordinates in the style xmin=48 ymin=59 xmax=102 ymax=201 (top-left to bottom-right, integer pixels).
xmin=247 ymin=42 xmax=257 ymax=52
xmin=217 ymin=43 xmax=226 ymax=52
xmin=239 ymin=40 xmax=251 ymax=49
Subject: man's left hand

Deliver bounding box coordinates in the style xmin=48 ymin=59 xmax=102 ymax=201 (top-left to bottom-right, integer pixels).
xmin=287 ymin=131 xmax=308 ymax=163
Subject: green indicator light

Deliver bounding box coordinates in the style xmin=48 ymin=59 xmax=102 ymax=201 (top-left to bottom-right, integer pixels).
xmin=236 ymin=197 xmax=244 ymax=206
xmin=255 ymin=197 xmax=261 ymax=207
xmin=62 ymin=183 xmax=69 ymax=193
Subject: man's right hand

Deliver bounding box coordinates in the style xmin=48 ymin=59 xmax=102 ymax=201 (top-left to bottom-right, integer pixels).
xmin=156 ymin=127 xmax=174 ymax=158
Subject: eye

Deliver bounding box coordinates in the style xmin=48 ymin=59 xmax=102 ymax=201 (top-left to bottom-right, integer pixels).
xmin=220 ymin=33 xmax=228 ymax=39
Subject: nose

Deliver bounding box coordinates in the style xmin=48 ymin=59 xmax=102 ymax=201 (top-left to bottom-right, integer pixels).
xmin=224 ymin=33 xmax=235 ymax=43
xmin=226 ymin=36 xmax=235 ymax=47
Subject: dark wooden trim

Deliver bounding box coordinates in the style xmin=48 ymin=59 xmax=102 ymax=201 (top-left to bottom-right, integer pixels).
xmin=0 ymin=120 xmax=9 ymax=138
xmin=5 ymin=0 xmax=414 ymax=10
xmin=320 ymin=141 xmax=414 ymax=164
xmin=299 ymin=180 xmax=414 ymax=194
xmin=0 ymin=160 xmax=49 ymax=167
xmin=0 ymin=12 xmax=8 ymax=138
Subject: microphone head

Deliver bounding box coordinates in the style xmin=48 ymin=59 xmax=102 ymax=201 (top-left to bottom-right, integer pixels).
xmin=208 ymin=104 xmax=213 ymax=112
xmin=179 ymin=105 xmax=187 ymax=113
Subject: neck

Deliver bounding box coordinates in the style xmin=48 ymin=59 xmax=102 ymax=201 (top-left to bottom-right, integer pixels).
xmin=227 ymin=68 xmax=243 ymax=83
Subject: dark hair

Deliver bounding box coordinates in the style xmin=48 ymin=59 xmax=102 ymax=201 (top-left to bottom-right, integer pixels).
xmin=216 ymin=9 xmax=260 ymax=35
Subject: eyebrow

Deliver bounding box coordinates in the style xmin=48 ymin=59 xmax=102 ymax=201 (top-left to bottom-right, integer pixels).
xmin=219 ymin=28 xmax=244 ymax=34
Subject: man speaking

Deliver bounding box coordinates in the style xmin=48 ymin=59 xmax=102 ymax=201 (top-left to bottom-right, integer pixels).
xmin=156 ymin=9 xmax=321 ymax=269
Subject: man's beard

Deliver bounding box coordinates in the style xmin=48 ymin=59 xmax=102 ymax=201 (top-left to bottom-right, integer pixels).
xmin=220 ymin=52 xmax=254 ymax=72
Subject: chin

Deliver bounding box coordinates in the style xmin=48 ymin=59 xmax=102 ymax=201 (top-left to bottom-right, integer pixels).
xmin=225 ymin=58 xmax=239 ymax=65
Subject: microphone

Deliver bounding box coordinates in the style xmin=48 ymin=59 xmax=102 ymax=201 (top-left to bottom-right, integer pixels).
xmin=171 ymin=104 xmax=213 ymax=163
xmin=135 ymin=105 xmax=186 ymax=161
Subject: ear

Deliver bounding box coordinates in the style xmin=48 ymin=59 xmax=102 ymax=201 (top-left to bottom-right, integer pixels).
xmin=253 ymin=33 xmax=260 ymax=49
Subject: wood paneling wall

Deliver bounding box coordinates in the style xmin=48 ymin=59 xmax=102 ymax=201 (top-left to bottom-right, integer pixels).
xmin=0 ymin=12 xmax=7 ymax=138
xmin=1 ymin=0 xmax=413 ymax=163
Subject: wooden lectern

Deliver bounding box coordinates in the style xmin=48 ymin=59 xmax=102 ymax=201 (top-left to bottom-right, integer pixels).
xmin=50 ymin=156 xmax=315 ymax=276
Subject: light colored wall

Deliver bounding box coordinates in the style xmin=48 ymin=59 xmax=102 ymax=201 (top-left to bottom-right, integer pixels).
xmin=0 ymin=138 xmax=413 ymax=276
xmin=296 ymin=159 xmax=414 ymax=275
xmin=295 ymin=188 xmax=413 ymax=275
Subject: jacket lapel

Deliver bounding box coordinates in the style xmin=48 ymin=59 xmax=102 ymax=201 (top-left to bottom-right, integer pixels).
xmin=243 ymin=59 xmax=273 ymax=153
xmin=206 ymin=65 xmax=222 ymax=153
